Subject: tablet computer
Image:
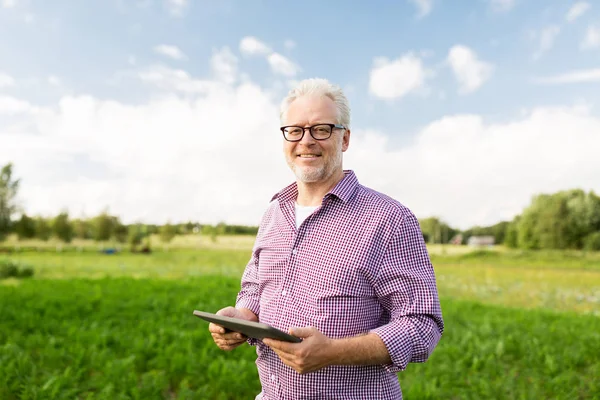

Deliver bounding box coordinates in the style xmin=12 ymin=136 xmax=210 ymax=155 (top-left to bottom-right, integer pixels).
xmin=193 ymin=310 xmax=302 ymax=343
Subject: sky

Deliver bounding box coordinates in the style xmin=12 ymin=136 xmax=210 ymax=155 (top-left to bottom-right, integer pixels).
xmin=1 ymin=0 xmax=600 ymax=230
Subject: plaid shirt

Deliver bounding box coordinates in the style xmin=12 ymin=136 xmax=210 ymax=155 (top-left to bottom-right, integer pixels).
xmin=236 ymin=170 xmax=444 ymax=400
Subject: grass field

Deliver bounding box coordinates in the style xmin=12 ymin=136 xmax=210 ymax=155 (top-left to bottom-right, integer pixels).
xmin=1 ymin=236 xmax=600 ymax=399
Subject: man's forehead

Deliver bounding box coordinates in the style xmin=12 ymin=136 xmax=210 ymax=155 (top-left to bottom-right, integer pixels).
xmin=285 ymin=95 xmax=338 ymax=123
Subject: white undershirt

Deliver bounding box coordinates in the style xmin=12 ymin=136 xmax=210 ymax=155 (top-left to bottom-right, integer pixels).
xmin=295 ymin=202 xmax=319 ymax=229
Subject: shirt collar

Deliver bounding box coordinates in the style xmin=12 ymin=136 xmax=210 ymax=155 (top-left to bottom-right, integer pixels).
xmin=271 ymin=170 xmax=359 ymax=204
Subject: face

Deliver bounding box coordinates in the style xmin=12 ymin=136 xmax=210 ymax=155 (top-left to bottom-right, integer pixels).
xmin=282 ymin=95 xmax=350 ymax=184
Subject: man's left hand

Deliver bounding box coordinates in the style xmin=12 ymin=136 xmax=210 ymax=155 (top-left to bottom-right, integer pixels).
xmin=263 ymin=327 xmax=334 ymax=374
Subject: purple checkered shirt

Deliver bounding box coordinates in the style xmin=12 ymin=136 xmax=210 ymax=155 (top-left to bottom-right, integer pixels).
xmin=236 ymin=170 xmax=444 ymax=400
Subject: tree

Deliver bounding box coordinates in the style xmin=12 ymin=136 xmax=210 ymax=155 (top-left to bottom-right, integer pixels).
xmin=128 ymin=223 xmax=144 ymax=251
xmin=73 ymin=218 xmax=93 ymax=240
xmin=516 ymin=189 xmax=600 ymax=250
xmin=52 ymin=211 xmax=74 ymax=243
xmin=418 ymin=217 xmax=457 ymax=244
xmin=584 ymin=232 xmax=600 ymax=251
xmin=504 ymin=217 xmax=519 ymax=249
xmin=0 ymin=163 xmax=20 ymax=241
xmin=92 ymin=211 xmax=114 ymax=242
xmin=15 ymin=213 xmax=36 ymax=240
xmin=113 ymin=220 xmax=128 ymax=244
xmin=159 ymin=222 xmax=177 ymax=245
xmin=34 ymin=217 xmax=52 ymax=241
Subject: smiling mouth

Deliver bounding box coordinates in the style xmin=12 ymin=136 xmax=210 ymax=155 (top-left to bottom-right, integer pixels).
xmin=297 ymin=154 xmax=321 ymax=158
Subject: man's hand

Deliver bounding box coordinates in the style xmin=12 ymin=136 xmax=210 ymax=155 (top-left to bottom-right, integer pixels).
xmin=263 ymin=327 xmax=334 ymax=374
xmin=209 ymin=307 xmax=257 ymax=351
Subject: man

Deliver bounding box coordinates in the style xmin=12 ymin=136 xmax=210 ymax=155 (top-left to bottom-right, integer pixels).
xmin=209 ymin=78 xmax=444 ymax=399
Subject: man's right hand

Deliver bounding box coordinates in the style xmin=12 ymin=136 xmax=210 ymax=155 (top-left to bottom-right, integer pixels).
xmin=209 ymin=306 xmax=258 ymax=351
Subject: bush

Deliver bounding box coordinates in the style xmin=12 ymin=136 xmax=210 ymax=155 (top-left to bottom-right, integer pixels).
xmin=583 ymin=232 xmax=600 ymax=251
xmin=0 ymin=259 xmax=35 ymax=279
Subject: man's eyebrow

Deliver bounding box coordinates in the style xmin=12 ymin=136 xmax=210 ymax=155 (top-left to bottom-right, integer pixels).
xmin=284 ymin=121 xmax=331 ymax=126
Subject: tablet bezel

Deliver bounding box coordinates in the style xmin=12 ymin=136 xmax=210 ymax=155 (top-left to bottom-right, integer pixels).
xmin=193 ymin=310 xmax=302 ymax=343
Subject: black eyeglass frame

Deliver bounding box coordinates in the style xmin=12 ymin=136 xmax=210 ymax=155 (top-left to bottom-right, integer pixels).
xmin=279 ymin=123 xmax=346 ymax=142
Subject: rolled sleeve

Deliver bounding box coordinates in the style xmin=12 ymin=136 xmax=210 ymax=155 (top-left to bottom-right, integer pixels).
xmin=235 ymin=246 xmax=261 ymax=346
xmin=369 ymin=212 xmax=444 ymax=372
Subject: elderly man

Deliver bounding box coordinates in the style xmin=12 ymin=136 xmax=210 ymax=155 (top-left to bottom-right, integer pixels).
xmin=209 ymin=78 xmax=444 ymax=399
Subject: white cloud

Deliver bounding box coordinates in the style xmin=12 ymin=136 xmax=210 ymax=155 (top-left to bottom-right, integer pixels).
xmin=369 ymin=54 xmax=428 ymax=99
xmin=211 ymin=47 xmax=238 ymax=84
xmin=3 ymin=71 xmax=600 ymax=230
xmin=533 ymin=68 xmax=600 ymax=84
xmin=489 ymin=0 xmax=515 ymax=13
xmin=566 ymin=2 xmax=590 ymax=23
xmin=1 ymin=0 xmax=17 ymax=8
xmin=0 ymin=72 xmax=15 ymax=88
xmin=154 ymin=44 xmax=187 ymax=60
xmin=240 ymin=36 xmax=272 ymax=56
xmin=239 ymin=36 xmax=300 ymax=77
xmin=0 ymin=95 xmax=33 ymax=114
xmin=138 ymin=65 xmax=214 ymax=93
xmin=447 ymin=45 xmax=494 ymax=94
xmin=580 ymin=26 xmax=600 ymax=50
xmin=0 ymin=82 xmax=290 ymax=226
xmin=267 ymin=53 xmax=300 ymax=77
xmin=165 ymin=0 xmax=188 ymax=16
xmin=532 ymin=25 xmax=561 ymax=59
xmin=345 ymin=104 xmax=600 ymax=229
xmin=408 ymin=0 xmax=432 ymax=18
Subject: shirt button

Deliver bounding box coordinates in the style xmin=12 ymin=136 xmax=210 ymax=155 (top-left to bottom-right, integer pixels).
xmin=292 ymin=249 xmax=297 ymax=255
xmin=282 ymin=289 xmax=286 ymax=296
xmin=271 ymin=374 xmax=276 ymax=382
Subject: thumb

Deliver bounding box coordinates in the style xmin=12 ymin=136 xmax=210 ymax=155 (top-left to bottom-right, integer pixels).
xmin=289 ymin=326 xmax=316 ymax=338
xmin=216 ymin=306 xmax=237 ymax=317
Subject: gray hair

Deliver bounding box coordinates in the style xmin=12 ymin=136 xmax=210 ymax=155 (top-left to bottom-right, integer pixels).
xmin=280 ymin=78 xmax=351 ymax=129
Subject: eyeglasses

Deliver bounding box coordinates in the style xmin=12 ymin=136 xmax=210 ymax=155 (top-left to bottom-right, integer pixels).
xmin=280 ymin=123 xmax=346 ymax=142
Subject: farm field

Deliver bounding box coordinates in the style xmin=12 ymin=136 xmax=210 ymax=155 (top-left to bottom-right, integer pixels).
xmin=1 ymin=236 xmax=599 ymax=399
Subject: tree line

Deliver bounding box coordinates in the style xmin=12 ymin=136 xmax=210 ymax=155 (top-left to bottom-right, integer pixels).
xmin=1 ymin=162 xmax=599 ymax=250
xmin=417 ymin=188 xmax=600 ymax=251
xmin=0 ymin=163 xmax=257 ymax=249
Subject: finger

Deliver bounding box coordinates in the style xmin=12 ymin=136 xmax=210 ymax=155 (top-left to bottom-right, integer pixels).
xmin=208 ymin=323 xmax=226 ymax=334
xmin=266 ymin=339 xmax=295 ymax=354
xmin=212 ymin=333 xmax=245 ymax=345
xmin=289 ymin=326 xmax=316 ymax=338
xmin=215 ymin=337 xmax=245 ymax=349
xmin=216 ymin=306 xmax=237 ymax=317
xmin=270 ymin=347 xmax=296 ymax=366
xmin=219 ymin=343 xmax=240 ymax=351
xmin=263 ymin=338 xmax=285 ymax=351
xmin=223 ymin=332 xmax=246 ymax=341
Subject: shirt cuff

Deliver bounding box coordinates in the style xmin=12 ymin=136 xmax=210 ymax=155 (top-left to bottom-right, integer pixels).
xmin=369 ymin=321 xmax=414 ymax=373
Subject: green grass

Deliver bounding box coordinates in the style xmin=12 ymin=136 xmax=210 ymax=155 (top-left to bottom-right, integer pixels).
xmin=1 ymin=277 xmax=598 ymax=399
xmin=0 ymin=277 xmax=260 ymax=400
xmin=5 ymin=246 xmax=600 ymax=316
xmin=2 ymin=240 xmax=600 ymax=398
xmin=430 ymin=247 xmax=600 ymax=270
xmin=3 ymin=249 xmax=251 ymax=280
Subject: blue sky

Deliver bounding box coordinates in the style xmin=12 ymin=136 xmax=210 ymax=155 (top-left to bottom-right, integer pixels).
xmin=1 ymin=0 xmax=600 ymax=229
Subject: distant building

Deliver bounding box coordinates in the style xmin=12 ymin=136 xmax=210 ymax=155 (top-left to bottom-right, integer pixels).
xmin=467 ymin=235 xmax=495 ymax=247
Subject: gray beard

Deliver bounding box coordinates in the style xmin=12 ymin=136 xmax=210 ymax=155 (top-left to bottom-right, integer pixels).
xmin=289 ymin=150 xmax=343 ymax=183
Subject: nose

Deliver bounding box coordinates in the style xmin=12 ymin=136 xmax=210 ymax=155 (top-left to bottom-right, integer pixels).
xmin=298 ymin=127 xmax=317 ymax=145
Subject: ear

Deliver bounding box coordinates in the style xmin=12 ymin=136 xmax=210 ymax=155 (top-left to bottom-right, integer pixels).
xmin=342 ymin=129 xmax=350 ymax=152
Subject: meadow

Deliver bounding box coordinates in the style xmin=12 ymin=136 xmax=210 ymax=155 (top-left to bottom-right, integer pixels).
xmin=1 ymin=236 xmax=599 ymax=399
